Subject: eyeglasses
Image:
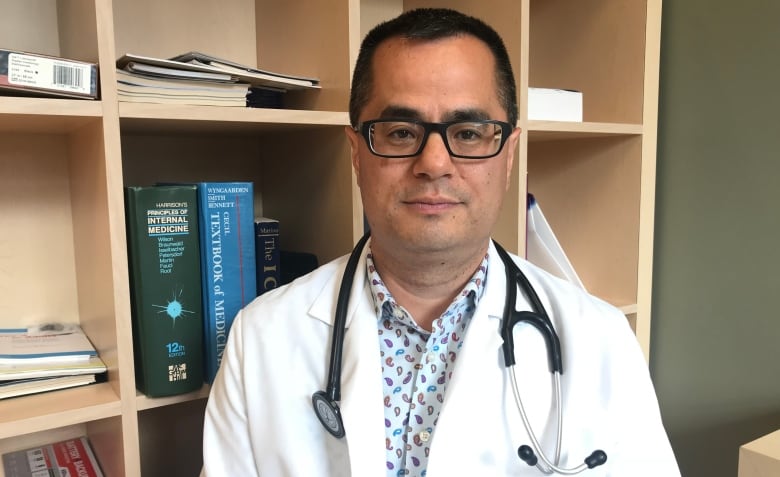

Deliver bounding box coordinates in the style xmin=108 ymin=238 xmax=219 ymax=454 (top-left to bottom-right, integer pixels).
xmin=356 ymin=119 xmax=513 ymax=159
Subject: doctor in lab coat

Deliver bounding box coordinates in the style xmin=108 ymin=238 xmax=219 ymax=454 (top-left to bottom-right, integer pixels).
xmin=201 ymin=8 xmax=680 ymax=477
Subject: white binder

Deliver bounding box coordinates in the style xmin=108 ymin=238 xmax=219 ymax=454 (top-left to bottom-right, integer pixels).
xmin=525 ymin=194 xmax=586 ymax=290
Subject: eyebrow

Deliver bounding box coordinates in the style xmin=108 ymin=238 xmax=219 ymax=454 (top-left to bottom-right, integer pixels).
xmin=377 ymin=105 xmax=493 ymax=122
xmin=378 ymin=105 xmax=422 ymax=120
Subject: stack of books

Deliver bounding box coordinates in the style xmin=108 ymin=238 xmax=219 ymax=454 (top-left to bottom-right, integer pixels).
xmin=0 ymin=324 xmax=107 ymax=399
xmin=115 ymin=52 xmax=319 ymax=108
xmin=124 ymin=182 xmax=322 ymax=396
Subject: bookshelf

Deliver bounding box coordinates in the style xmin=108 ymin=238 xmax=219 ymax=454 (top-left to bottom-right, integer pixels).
xmin=0 ymin=0 xmax=662 ymax=475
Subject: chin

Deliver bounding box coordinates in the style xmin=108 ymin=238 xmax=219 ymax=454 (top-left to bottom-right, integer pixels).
xmin=398 ymin=229 xmax=474 ymax=253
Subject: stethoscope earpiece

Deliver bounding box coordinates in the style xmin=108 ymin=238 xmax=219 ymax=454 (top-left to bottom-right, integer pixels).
xmin=518 ymin=445 xmax=607 ymax=474
xmin=585 ymin=450 xmax=608 ymax=469
xmin=518 ymin=445 xmax=538 ymax=466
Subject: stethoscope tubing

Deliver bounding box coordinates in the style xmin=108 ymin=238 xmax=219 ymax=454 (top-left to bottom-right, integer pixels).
xmin=314 ymin=235 xmax=606 ymax=473
xmin=511 ymin=368 xmax=595 ymax=475
xmin=323 ymin=232 xmax=371 ymax=402
xmin=494 ymin=240 xmax=606 ymax=474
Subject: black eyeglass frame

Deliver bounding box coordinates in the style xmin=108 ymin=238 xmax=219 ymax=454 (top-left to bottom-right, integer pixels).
xmin=355 ymin=118 xmax=514 ymax=159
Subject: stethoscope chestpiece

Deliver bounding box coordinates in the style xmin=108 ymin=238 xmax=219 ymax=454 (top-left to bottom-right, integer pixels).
xmin=312 ymin=390 xmax=346 ymax=438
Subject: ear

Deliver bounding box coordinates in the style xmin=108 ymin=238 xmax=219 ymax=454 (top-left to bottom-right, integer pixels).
xmin=504 ymin=127 xmax=522 ymax=189
xmin=345 ymin=125 xmax=361 ymax=182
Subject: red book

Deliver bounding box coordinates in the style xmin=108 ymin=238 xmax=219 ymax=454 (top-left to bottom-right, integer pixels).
xmin=2 ymin=436 xmax=103 ymax=477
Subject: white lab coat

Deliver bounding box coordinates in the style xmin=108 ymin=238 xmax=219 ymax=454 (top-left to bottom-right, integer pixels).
xmin=201 ymin=241 xmax=680 ymax=476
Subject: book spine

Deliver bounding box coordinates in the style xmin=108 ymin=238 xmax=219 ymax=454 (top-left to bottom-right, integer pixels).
xmin=125 ymin=186 xmax=204 ymax=397
xmin=254 ymin=219 xmax=280 ymax=296
xmin=198 ymin=183 xmax=257 ymax=384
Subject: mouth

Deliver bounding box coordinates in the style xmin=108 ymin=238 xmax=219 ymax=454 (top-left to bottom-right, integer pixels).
xmin=402 ymin=196 xmax=462 ymax=213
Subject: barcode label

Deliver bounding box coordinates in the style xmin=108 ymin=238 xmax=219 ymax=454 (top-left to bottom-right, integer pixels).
xmin=8 ymin=52 xmax=92 ymax=95
xmin=169 ymin=363 xmax=188 ymax=381
xmin=26 ymin=448 xmax=47 ymax=471
xmin=53 ymin=63 xmax=83 ymax=88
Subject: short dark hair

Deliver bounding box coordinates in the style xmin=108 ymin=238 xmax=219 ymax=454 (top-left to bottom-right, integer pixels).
xmin=349 ymin=8 xmax=518 ymax=127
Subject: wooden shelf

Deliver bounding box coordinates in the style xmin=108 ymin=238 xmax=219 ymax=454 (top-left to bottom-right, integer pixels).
xmin=118 ymin=102 xmax=349 ymax=133
xmin=136 ymin=384 xmax=211 ymax=411
xmin=527 ymin=120 xmax=643 ymax=141
xmin=0 ymin=383 xmax=121 ymax=439
xmin=0 ymin=97 xmax=102 ymax=133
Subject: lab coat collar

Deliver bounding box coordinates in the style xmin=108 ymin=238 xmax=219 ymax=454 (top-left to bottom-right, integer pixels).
xmin=307 ymin=237 xmax=372 ymax=328
xmin=483 ymin=239 xmax=513 ymax=321
xmin=306 ymin=238 xmax=510 ymax=327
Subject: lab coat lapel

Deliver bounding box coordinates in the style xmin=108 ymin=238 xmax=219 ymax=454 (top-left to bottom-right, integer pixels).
xmin=340 ymin=289 xmax=386 ymax=477
xmin=309 ymin=241 xmax=386 ymax=476
xmin=441 ymin=241 xmax=507 ymax=407
xmin=426 ymin=243 xmax=508 ymax=473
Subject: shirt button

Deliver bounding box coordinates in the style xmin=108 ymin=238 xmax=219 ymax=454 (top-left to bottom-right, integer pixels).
xmin=419 ymin=430 xmax=431 ymax=442
xmin=414 ymin=363 xmax=423 ymax=369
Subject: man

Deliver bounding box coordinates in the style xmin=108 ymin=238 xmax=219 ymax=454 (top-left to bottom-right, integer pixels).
xmin=201 ymin=8 xmax=680 ymax=476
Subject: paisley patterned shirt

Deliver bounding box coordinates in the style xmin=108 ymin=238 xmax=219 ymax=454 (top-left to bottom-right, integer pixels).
xmin=367 ymin=249 xmax=488 ymax=477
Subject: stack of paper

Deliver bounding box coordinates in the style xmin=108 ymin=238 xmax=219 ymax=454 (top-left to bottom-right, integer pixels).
xmin=0 ymin=324 xmax=107 ymax=399
xmin=115 ymin=52 xmax=320 ymax=108
xmin=169 ymin=51 xmax=320 ymax=90
xmin=116 ymin=54 xmax=251 ymax=107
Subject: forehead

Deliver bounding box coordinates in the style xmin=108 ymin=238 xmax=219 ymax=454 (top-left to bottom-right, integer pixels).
xmin=365 ymin=35 xmax=504 ymax=121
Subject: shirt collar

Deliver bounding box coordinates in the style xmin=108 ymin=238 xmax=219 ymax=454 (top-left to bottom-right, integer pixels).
xmin=365 ymin=246 xmax=489 ymax=325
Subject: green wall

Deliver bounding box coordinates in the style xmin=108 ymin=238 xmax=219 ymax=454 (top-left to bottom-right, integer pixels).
xmin=652 ymin=1 xmax=780 ymax=475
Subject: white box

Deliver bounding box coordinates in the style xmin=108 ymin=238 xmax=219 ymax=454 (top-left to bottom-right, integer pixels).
xmin=528 ymin=87 xmax=582 ymax=122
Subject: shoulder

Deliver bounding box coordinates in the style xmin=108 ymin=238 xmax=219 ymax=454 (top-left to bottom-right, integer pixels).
xmin=495 ymin=246 xmax=630 ymax=331
xmin=251 ymin=254 xmax=347 ymax=307
xmin=234 ymin=253 xmax=349 ymax=336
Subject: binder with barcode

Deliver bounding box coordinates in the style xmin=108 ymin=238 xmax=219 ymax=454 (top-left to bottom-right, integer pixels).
xmin=0 ymin=48 xmax=98 ymax=99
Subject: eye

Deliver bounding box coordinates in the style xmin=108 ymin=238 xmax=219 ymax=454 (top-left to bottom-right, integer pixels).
xmin=454 ymin=128 xmax=482 ymax=141
xmin=450 ymin=123 xmax=490 ymax=143
xmin=383 ymin=123 xmax=419 ymax=142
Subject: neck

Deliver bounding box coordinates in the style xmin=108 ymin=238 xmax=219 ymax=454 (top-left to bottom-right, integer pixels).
xmin=370 ymin=239 xmax=489 ymax=331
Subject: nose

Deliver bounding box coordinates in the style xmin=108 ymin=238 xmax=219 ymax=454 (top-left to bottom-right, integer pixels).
xmin=412 ymin=131 xmax=455 ymax=179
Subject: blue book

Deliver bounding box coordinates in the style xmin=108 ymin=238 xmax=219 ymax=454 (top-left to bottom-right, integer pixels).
xmin=197 ymin=182 xmax=256 ymax=383
xmin=254 ymin=217 xmax=280 ymax=296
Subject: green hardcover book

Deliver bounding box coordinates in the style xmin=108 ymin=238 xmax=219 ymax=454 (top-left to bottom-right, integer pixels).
xmin=125 ymin=185 xmax=204 ymax=397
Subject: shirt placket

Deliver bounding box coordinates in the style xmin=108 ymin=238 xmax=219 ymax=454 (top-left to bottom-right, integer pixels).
xmin=370 ymin=250 xmax=487 ymax=477
xmin=404 ymin=324 xmax=447 ymax=474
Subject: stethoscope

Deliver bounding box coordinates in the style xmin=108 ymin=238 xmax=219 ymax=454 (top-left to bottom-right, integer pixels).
xmin=311 ymin=233 xmax=607 ymax=475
